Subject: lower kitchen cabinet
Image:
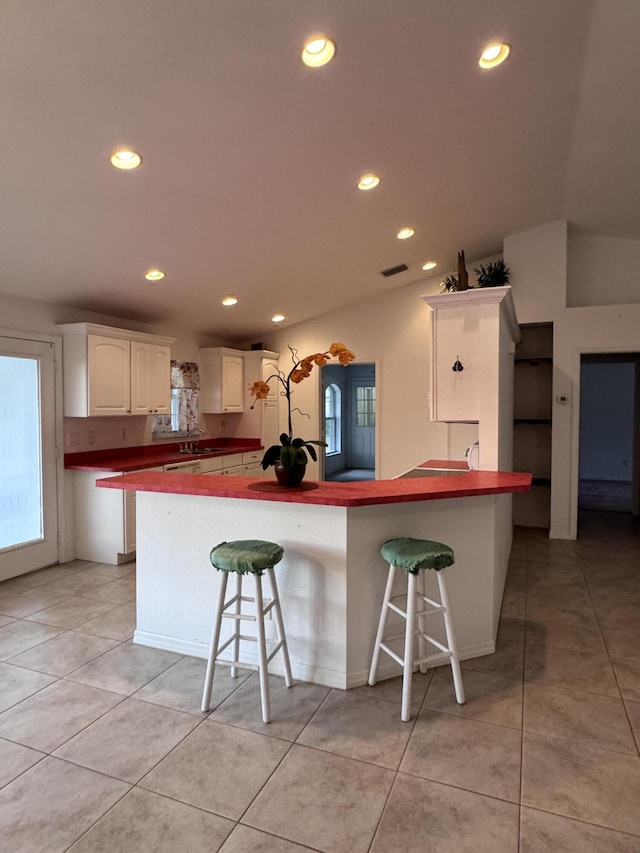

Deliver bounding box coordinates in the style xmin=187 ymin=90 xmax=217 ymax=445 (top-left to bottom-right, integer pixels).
xmin=73 ymin=467 xmax=164 ymax=564
xmin=73 ymin=450 xmax=268 ymax=563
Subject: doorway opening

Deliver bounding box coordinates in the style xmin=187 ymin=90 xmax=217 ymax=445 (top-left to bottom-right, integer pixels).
xmin=322 ymin=363 xmax=376 ymax=482
xmin=578 ymin=354 xmax=640 ymax=514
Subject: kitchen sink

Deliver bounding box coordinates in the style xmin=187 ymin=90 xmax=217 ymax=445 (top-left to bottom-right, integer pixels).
xmin=179 ymin=447 xmax=228 ymax=455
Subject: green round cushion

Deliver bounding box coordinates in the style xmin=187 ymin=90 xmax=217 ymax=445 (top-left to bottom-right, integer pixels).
xmin=210 ymin=540 xmax=284 ymax=575
xmin=381 ymin=537 xmax=454 ymax=573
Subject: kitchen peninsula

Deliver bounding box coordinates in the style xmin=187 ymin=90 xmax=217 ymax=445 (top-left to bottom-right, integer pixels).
xmin=98 ymin=466 xmax=531 ymax=689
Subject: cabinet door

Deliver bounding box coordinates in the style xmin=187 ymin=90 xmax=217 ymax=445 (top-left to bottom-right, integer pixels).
xmin=88 ymin=336 xmax=131 ymax=416
xmin=130 ymin=341 xmax=152 ymax=414
xmin=262 ymin=400 xmax=279 ymax=449
xmin=221 ymin=356 xmax=244 ymax=412
xmin=198 ymin=456 xmax=223 ymax=474
xmin=149 ymin=345 xmax=171 ymax=413
xmin=431 ymin=310 xmax=479 ymax=422
xmin=123 ymin=466 xmax=164 ymax=555
xmin=130 ymin=342 xmax=171 ymax=414
xmin=261 ymin=357 xmax=280 ymax=400
xmin=243 ymin=462 xmax=264 ymax=478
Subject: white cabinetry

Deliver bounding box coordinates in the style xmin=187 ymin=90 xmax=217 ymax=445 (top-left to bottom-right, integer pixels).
xmin=241 ymin=449 xmax=265 ymax=478
xmin=198 ymin=456 xmax=223 ymax=474
xmin=131 ymin=341 xmax=172 ymax=415
xmin=220 ymin=452 xmax=243 ymax=475
xmin=241 ymin=350 xmax=280 ymax=452
xmin=73 ymin=466 xmax=164 ymax=564
xmin=59 ymin=323 xmax=175 ymax=417
xmin=88 ymin=335 xmax=131 ymax=415
xmin=261 ymin=355 xmax=280 ymax=398
xmin=421 ymin=286 xmax=520 ymax=471
xmin=163 ymin=460 xmax=202 ymax=473
xmin=422 ymin=287 xmax=520 ymax=423
xmin=199 ymin=347 xmax=245 ymax=413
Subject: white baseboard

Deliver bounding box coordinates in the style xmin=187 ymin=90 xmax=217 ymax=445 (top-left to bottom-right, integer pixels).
xmin=133 ymin=631 xmax=496 ymax=691
xmin=549 ymin=528 xmax=576 ymax=540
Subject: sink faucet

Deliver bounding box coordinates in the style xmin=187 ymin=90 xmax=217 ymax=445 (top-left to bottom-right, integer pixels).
xmin=182 ymin=425 xmax=206 ymax=453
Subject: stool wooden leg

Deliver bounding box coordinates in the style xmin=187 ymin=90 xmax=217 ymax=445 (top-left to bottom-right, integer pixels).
xmin=402 ymin=572 xmax=417 ymax=721
xmin=267 ymin=568 xmax=293 ymax=688
xmin=231 ymin=573 xmax=242 ymax=678
xmin=417 ymin=571 xmax=428 ymax=674
xmin=369 ymin=563 xmax=396 ymax=686
xmin=201 ymin=573 xmax=229 ymax=712
xmin=253 ymin=573 xmax=271 ymax=723
xmin=437 ymin=571 xmax=465 ymax=705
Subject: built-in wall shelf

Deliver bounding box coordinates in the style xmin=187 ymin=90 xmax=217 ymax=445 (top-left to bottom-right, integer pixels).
xmin=513 ymin=322 xmax=554 ymax=529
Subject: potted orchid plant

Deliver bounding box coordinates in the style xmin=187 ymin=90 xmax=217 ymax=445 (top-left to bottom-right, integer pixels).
xmin=249 ymin=342 xmax=356 ymax=485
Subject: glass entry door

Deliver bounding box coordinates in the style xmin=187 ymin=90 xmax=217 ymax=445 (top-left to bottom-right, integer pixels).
xmin=0 ymin=336 xmax=58 ymax=580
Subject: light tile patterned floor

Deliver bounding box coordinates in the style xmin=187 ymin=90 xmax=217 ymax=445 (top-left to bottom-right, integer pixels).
xmin=0 ymin=512 xmax=639 ymax=852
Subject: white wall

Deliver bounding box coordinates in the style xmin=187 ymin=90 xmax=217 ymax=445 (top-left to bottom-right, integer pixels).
xmin=553 ymin=304 xmax=640 ymax=537
xmin=504 ymin=220 xmax=568 ymax=324
xmin=568 ymin=233 xmax=640 ymax=308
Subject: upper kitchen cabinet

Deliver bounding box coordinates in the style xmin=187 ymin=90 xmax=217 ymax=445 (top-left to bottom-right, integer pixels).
xmin=58 ymin=323 xmax=175 ymax=417
xmin=199 ymin=347 xmax=245 ymax=413
xmin=421 ymin=286 xmax=520 ymax=424
xmin=241 ymin=350 xmax=281 ymax=449
xmin=130 ymin=340 xmax=172 ymax=415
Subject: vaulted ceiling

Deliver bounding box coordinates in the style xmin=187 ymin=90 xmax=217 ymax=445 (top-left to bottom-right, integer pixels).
xmin=1 ymin=0 xmax=637 ymax=340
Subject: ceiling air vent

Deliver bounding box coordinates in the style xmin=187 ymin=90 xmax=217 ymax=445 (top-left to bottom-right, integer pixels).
xmin=381 ymin=263 xmax=409 ymax=278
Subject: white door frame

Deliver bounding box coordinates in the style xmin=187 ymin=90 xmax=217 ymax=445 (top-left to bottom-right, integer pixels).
xmin=0 ymin=328 xmax=66 ymax=576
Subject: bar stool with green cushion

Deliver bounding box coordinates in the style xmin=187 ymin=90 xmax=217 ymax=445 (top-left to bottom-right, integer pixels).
xmin=368 ymin=537 xmax=465 ymax=722
xmin=201 ymin=539 xmax=293 ymax=723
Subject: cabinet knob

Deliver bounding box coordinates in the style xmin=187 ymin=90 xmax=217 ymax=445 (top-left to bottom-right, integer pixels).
xmin=452 ymin=357 xmax=464 ymax=372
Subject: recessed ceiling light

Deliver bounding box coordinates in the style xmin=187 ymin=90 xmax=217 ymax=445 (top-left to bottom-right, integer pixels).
xmin=271 ymin=313 xmax=286 ymax=324
xmin=110 ymin=148 xmax=142 ymax=170
xmin=301 ymin=36 xmax=336 ymax=68
xmin=357 ymin=173 xmax=380 ymax=191
xmin=144 ymin=269 xmax=165 ymax=282
xmin=397 ymin=227 xmax=415 ymax=240
xmin=479 ymin=42 xmax=510 ymax=69
xmin=422 ymin=260 xmax=437 ymax=271
xmin=221 ymin=296 xmax=238 ymax=307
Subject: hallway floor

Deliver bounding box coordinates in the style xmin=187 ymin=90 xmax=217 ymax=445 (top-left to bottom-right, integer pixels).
xmin=0 ymin=511 xmax=639 ymax=851
xmin=325 ymin=468 xmax=375 ymax=482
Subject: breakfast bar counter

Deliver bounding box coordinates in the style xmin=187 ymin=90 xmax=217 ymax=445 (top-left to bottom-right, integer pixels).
xmin=98 ymin=467 xmax=531 ymax=688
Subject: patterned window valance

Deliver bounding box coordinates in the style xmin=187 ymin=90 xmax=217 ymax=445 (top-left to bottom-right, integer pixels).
xmin=171 ymin=361 xmax=200 ymax=390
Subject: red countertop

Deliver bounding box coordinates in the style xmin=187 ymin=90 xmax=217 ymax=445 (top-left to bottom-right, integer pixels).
xmin=96 ymin=466 xmax=532 ymax=508
xmin=64 ymin=439 xmax=262 ymax=472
